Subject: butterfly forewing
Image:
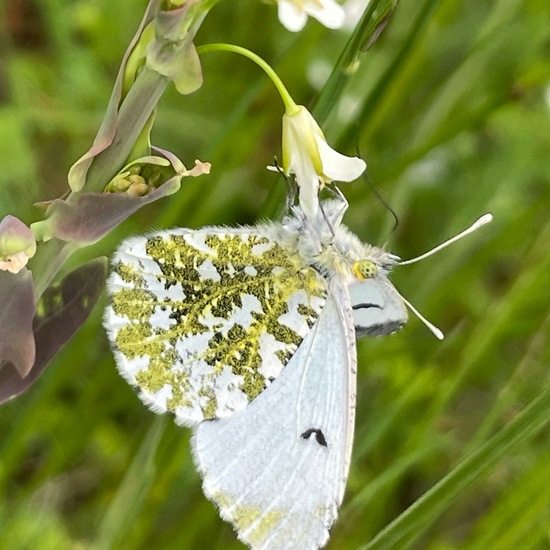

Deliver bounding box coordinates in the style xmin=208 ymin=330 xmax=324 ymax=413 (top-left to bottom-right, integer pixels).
xmin=104 ymin=226 xmax=327 ymax=426
xmin=192 ymin=278 xmax=357 ymax=550
xmin=349 ymin=278 xmax=407 ymax=337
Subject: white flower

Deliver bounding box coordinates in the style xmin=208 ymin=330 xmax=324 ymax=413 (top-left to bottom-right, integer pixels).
xmin=0 ymin=251 xmax=32 ymax=274
xmin=0 ymin=215 xmax=36 ymax=274
xmin=281 ymin=105 xmax=366 ymax=218
xmin=277 ymin=0 xmax=346 ymax=32
xmin=342 ymin=0 xmax=370 ymax=30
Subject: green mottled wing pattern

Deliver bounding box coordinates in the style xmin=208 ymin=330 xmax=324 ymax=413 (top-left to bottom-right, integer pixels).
xmin=104 ymin=226 xmax=327 ymax=426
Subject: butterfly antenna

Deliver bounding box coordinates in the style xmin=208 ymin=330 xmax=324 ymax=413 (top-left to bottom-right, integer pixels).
xmin=319 ymin=184 xmax=349 ymax=237
xmin=319 ymin=200 xmax=336 ymax=237
xmin=388 ymin=213 xmax=492 ymax=339
xmin=399 ymin=214 xmax=493 ymax=266
xmin=354 ymin=144 xmax=399 ymax=232
xmin=400 ymin=293 xmax=445 ymax=340
xmin=366 ymin=175 xmax=399 ymax=232
xmin=324 ymin=181 xmax=347 ymax=204
xmin=381 ymin=279 xmax=444 ymax=339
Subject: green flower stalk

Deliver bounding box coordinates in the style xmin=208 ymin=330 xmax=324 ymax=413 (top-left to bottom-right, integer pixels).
xmin=197 ymin=42 xmax=366 ymax=218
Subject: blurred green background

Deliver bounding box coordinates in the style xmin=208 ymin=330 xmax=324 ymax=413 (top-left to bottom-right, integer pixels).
xmin=1 ymin=0 xmax=550 ymax=548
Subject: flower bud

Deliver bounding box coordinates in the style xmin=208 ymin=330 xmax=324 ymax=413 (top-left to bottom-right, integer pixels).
xmin=0 ymin=216 xmax=37 ymax=274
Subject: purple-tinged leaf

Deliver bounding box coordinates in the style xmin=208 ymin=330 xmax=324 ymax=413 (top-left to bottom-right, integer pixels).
xmin=33 ymin=151 xmax=210 ymax=244
xmin=0 ymin=258 xmax=107 ymax=404
xmin=0 ymin=269 xmax=36 ymax=377
xmin=46 ymin=179 xmax=180 ymax=243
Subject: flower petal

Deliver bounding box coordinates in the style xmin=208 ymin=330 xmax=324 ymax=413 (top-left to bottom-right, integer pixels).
xmin=278 ymin=1 xmax=308 ymax=32
xmin=306 ymin=0 xmax=346 ymax=29
xmin=0 ymin=252 xmax=31 ymax=274
xmin=0 ymin=215 xmax=36 ymax=258
xmin=316 ymin=135 xmax=367 ymax=181
xmin=283 ymin=106 xmax=324 ymax=174
xmin=0 ymin=216 xmax=37 ymax=274
xmin=278 ymin=104 xmax=365 ymax=218
xmin=184 ymin=159 xmax=212 ymax=177
xmin=297 ymin=175 xmax=322 ymax=218
xmin=292 ymin=149 xmax=322 ymax=217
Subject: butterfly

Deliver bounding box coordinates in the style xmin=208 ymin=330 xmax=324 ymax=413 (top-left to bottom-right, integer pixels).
xmin=103 ymin=198 xmax=491 ymax=549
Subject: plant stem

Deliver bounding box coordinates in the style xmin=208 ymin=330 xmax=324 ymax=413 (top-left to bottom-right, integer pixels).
xmin=197 ymin=43 xmax=298 ymax=113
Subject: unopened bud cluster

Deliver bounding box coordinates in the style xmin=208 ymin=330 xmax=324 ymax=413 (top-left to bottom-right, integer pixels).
xmin=105 ymin=166 xmax=162 ymax=197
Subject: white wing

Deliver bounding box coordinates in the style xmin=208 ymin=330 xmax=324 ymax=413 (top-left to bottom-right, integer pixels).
xmin=349 ymin=277 xmax=407 ymax=337
xmin=192 ymin=279 xmax=356 ymax=549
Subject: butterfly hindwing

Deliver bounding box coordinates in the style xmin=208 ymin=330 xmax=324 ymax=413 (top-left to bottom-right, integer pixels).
xmin=192 ymin=278 xmax=357 ymax=549
xmin=104 ymin=226 xmax=327 ymax=426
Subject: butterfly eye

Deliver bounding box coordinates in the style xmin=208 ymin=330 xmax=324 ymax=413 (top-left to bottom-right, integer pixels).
xmin=352 ymin=259 xmax=378 ymax=280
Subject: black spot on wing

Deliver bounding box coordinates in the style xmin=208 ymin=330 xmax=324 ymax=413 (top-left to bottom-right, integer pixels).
xmin=352 ymin=303 xmax=382 ymax=310
xmin=301 ymin=428 xmax=327 ymax=447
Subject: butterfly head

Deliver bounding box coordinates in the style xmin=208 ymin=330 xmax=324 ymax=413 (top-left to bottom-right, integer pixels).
xmin=352 ymin=259 xmax=377 ymax=280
